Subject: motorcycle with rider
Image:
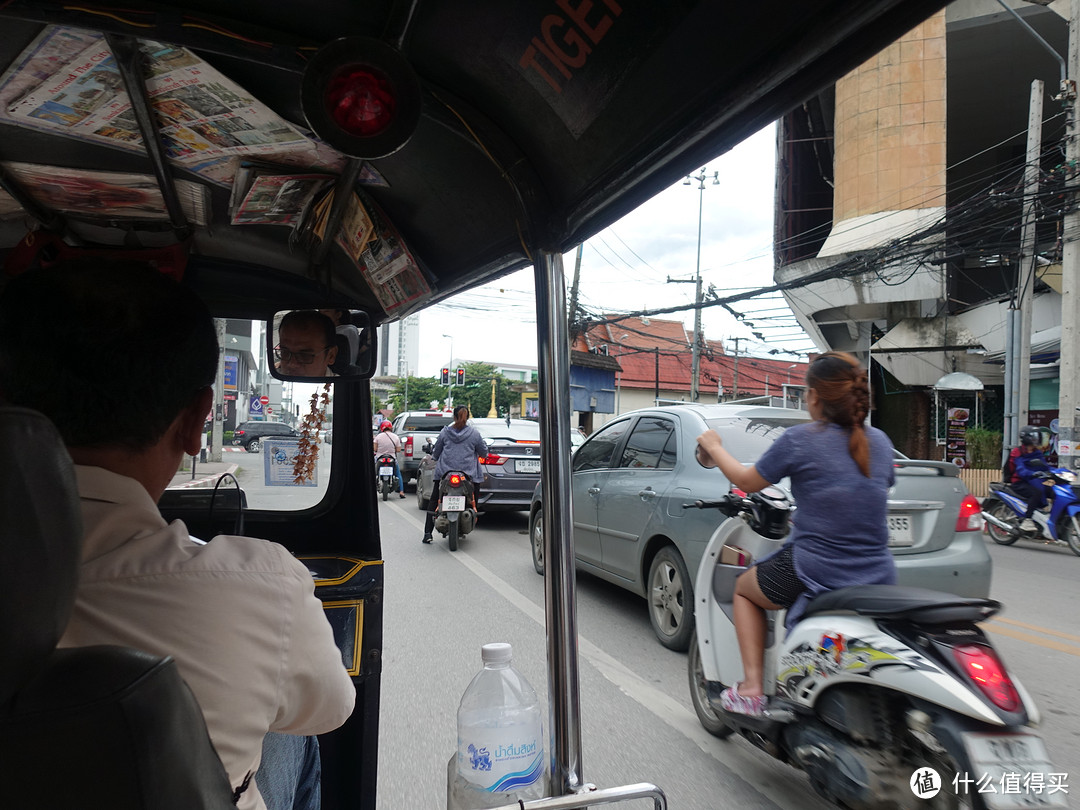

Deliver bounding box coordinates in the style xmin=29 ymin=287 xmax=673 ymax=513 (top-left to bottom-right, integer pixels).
xmin=981 ymin=425 xmax=1080 ymax=555
xmin=421 ymin=405 xmax=486 ymax=551
xmin=689 ymin=355 xmax=1064 ymax=808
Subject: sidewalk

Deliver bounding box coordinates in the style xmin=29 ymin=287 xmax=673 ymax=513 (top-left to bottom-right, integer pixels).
xmin=170 ymin=457 xmax=239 ymax=489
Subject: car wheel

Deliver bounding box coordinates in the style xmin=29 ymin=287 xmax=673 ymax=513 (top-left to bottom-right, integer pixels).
xmin=687 ymin=631 xmax=734 ymax=738
xmin=530 ymin=509 xmax=544 ymax=575
xmin=647 ymin=545 xmax=694 ymax=651
xmin=247 ymin=439 xmax=260 ymax=453
xmin=985 ymin=501 xmax=1018 ymax=545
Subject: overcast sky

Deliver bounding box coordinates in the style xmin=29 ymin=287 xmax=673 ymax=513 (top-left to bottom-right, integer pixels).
xmin=414 ymin=123 xmax=817 ymax=379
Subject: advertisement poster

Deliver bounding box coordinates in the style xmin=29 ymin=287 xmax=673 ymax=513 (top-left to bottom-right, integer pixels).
xmin=946 ymin=407 xmax=970 ymax=467
xmin=263 ymin=439 xmax=316 ymax=487
xmin=223 ymin=356 xmax=237 ymax=391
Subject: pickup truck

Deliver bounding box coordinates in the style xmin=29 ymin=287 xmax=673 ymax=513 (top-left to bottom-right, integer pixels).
xmin=391 ymin=411 xmax=453 ymax=484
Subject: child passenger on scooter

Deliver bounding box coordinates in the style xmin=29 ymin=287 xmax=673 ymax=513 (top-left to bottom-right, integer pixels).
xmin=695 ymin=352 xmax=897 ymax=717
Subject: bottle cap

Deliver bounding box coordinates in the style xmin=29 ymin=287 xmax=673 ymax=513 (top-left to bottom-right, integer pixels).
xmin=481 ymin=642 xmax=512 ymax=664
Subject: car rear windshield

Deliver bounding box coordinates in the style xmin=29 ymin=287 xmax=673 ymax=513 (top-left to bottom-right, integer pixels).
xmin=476 ymin=422 xmax=541 ymax=442
xmin=402 ymin=416 xmax=453 ymax=431
xmin=704 ymin=415 xmax=809 ymax=462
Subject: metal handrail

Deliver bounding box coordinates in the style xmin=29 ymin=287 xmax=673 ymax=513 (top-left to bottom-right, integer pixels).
xmin=488 ymin=782 xmax=667 ymax=810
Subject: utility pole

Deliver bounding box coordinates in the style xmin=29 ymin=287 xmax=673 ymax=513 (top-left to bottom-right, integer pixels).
xmin=683 ymin=167 xmax=718 ymax=402
xmin=1060 ymin=0 xmax=1080 ymax=470
xmin=210 ymin=318 xmax=226 ymax=462
xmin=730 ymin=336 xmax=742 ymax=398
xmin=654 ymin=347 xmax=660 ymax=404
xmin=568 ymin=243 xmax=583 ymax=336
xmin=1010 ymin=79 xmax=1043 ymax=447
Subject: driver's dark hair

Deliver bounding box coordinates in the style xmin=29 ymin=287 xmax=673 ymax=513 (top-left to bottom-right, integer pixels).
xmin=280 ymin=309 xmax=335 ymax=348
xmin=0 ymin=259 xmax=218 ymax=450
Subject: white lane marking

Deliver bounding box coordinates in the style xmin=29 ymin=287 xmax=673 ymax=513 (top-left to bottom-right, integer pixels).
xmin=389 ymin=505 xmax=823 ymax=807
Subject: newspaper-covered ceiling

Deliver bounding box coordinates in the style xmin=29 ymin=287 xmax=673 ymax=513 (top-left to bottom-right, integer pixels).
xmin=0 ymin=25 xmax=348 ymax=187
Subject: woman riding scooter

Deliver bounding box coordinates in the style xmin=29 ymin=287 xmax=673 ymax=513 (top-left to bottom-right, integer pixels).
xmin=421 ymin=405 xmax=487 ymax=544
xmin=695 ymin=352 xmax=897 ymax=716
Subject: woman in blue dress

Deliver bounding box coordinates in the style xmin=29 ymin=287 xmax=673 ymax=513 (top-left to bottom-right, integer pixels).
xmin=696 ymin=352 xmax=897 ymax=716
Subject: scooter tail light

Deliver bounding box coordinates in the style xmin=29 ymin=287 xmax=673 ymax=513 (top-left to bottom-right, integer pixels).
xmin=956 ymin=494 xmax=983 ymax=532
xmin=952 ymin=644 xmax=1020 ymax=712
xmin=449 ymin=473 xmax=462 ymax=486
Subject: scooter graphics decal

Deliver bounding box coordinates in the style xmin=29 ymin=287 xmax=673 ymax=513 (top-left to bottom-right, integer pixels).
xmin=777 ymin=633 xmax=930 ymax=697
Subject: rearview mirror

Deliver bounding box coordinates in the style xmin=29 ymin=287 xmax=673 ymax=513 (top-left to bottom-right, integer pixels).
xmin=268 ymin=308 xmax=376 ymax=382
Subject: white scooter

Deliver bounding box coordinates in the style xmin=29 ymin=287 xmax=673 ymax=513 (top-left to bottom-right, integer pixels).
xmin=688 ymin=488 xmax=1065 ymax=809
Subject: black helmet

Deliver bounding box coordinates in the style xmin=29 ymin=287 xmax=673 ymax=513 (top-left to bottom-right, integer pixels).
xmin=1019 ymin=426 xmax=1040 ymax=447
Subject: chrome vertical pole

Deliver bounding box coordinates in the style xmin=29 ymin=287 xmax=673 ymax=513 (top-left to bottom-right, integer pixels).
xmin=533 ymin=249 xmax=583 ymax=796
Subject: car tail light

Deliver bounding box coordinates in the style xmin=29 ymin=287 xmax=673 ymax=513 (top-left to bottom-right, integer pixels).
xmin=449 ymin=473 xmax=462 ymax=486
xmin=404 ymin=435 xmax=413 ymax=457
xmin=235 ymin=429 xmax=245 ymax=436
xmin=956 ymin=494 xmax=982 ymax=532
xmin=952 ymin=644 xmax=1020 ymax=712
xmin=481 ymin=453 xmax=506 ymax=466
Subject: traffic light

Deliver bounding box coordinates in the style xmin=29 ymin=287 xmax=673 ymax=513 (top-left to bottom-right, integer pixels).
xmin=440 ymin=368 xmax=450 ymax=385
xmin=456 ymin=368 xmax=465 ymax=385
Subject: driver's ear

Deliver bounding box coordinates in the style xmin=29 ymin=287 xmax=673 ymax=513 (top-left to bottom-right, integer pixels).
xmin=325 ymin=343 xmax=338 ymax=367
xmin=179 ymin=387 xmax=213 ymax=456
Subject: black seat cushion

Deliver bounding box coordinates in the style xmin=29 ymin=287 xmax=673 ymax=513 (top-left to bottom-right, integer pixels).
xmin=0 ymin=406 xmax=235 ymax=809
xmin=0 ymin=406 xmax=82 ymax=705
xmin=0 ymin=646 xmax=235 ymax=810
xmin=803 ymin=585 xmax=1001 ymax=624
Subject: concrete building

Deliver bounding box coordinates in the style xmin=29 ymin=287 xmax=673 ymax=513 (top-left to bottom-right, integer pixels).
xmin=377 ymin=313 xmax=420 ymax=378
xmin=775 ymin=1 xmax=1068 ymax=458
xmin=576 ymin=315 xmax=809 ymax=431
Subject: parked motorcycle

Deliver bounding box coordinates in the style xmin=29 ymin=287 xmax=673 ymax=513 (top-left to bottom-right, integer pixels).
xmin=376 ymin=453 xmax=399 ymax=502
xmin=981 ymin=467 xmax=1080 ymax=556
xmin=433 ymin=471 xmax=476 ymax=551
xmin=688 ymin=490 xmax=1062 ymax=809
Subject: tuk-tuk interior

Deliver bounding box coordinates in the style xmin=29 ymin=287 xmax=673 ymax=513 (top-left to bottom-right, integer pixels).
xmin=0 ymin=2 xmax=948 ymax=807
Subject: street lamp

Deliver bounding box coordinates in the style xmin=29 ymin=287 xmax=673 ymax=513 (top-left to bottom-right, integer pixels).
xmin=442 ymin=333 xmax=454 ymax=408
xmin=684 ymin=167 xmax=718 ymax=402
xmin=786 ymin=364 xmax=798 ymax=385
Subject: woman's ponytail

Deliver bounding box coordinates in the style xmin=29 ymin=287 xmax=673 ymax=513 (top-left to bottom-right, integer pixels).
xmin=807 ymin=351 xmax=871 ymax=477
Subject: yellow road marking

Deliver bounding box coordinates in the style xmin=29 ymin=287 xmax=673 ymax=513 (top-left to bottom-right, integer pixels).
xmin=983 ymin=621 xmax=1080 ymax=657
xmin=992 ymin=615 xmax=1080 ymax=645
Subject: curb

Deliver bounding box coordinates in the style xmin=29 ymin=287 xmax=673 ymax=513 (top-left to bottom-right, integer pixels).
xmin=172 ymin=463 xmax=239 ymax=489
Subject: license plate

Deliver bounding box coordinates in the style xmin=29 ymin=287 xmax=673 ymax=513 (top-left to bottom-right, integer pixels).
xmin=887 ymin=515 xmax=913 ymax=547
xmin=515 ymin=458 xmax=541 ymax=473
xmin=958 ymin=732 xmax=1068 ymax=808
xmin=379 ymin=467 xmax=394 ymax=476
xmin=442 ymin=495 xmax=466 ymax=511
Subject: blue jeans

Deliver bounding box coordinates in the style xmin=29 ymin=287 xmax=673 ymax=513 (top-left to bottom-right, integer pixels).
xmin=257 ymin=733 xmax=321 ymax=810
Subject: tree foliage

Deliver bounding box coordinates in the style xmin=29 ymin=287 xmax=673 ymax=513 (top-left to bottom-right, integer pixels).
xmin=457 ymin=362 xmax=517 ymax=417
xmin=386 ymin=364 xmax=521 ymax=417
xmin=388 ymin=375 xmax=447 ymax=413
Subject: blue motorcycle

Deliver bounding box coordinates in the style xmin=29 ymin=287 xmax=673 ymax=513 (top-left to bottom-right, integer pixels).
xmin=982 ymin=466 xmax=1080 ymax=556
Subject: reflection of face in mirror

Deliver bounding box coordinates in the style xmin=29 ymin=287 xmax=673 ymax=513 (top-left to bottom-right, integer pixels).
xmin=276 ymin=310 xmax=338 ymax=376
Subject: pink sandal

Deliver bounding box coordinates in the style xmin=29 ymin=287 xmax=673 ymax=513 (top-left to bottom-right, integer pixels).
xmin=720 ymin=683 xmax=767 ymax=716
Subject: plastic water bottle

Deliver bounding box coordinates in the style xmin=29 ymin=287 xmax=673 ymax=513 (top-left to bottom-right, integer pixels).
xmin=447 ymin=642 xmax=547 ymax=810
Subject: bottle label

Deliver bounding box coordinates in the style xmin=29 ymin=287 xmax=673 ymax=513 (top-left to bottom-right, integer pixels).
xmin=457 ymin=726 xmax=543 ymax=793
